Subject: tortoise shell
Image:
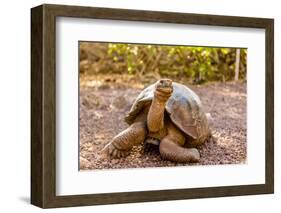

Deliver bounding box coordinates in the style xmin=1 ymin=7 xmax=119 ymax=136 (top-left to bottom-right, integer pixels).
xmin=125 ymin=82 xmax=210 ymax=145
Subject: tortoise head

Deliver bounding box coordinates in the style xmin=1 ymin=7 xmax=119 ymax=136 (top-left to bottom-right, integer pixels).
xmin=155 ymin=79 xmax=173 ymax=101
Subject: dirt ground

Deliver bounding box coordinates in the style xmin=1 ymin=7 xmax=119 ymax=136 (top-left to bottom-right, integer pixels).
xmin=79 ymin=75 xmax=247 ymax=170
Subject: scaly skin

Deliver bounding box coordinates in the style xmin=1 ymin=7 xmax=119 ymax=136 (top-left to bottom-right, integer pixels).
xmin=103 ymin=108 xmax=147 ymax=158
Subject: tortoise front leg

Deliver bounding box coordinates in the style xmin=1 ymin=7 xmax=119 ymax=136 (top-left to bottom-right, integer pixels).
xmin=107 ymin=121 xmax=147 ymax=158
xmin=103 ymin=110 xmax=147 ymax=158
xmin=159 ymin=122 xmax=200 ymax=163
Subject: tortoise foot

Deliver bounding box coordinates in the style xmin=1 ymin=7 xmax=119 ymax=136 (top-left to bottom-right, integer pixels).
xmin=104 ymin=143 xmax=129 ymax=158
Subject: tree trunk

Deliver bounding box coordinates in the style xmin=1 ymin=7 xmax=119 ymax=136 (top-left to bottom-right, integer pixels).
xmin=234 ymin=48 xmax=241 ymax=81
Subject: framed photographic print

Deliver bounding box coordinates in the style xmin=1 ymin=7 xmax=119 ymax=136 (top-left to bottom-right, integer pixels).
xmin=31 ymin=4 xmax=274 ymax=208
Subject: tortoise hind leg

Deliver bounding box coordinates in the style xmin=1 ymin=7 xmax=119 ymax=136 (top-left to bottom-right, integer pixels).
xmin=159 ymin=122 xmax=200 ymax=163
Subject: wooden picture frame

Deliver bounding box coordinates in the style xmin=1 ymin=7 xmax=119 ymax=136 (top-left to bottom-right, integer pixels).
xmin=31 ymin=4 xmax=274 ymax=208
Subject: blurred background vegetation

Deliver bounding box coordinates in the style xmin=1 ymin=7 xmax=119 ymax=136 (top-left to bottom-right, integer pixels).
xmin=80 ymin=42 xmax=247 ymax=84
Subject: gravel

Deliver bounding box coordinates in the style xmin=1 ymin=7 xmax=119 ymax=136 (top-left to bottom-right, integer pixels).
xmin=79 ymin=79 xmax=247 ymax=170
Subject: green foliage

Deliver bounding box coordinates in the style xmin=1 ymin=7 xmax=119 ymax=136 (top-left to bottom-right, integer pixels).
xmin=80 ymin=42 xmax=247 ymax=83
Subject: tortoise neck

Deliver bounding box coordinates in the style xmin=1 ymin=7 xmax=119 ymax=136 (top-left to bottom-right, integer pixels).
xmin=146 ymin=95 xmax=167 ymax=133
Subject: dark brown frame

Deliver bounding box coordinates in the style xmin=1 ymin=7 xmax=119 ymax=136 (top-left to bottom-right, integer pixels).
xmin=31 ymin=4 xmax=274 ymax=208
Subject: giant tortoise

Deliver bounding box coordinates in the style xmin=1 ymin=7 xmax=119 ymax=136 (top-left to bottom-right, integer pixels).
xmin=103 ymin=79 xmax=211 ymax=163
